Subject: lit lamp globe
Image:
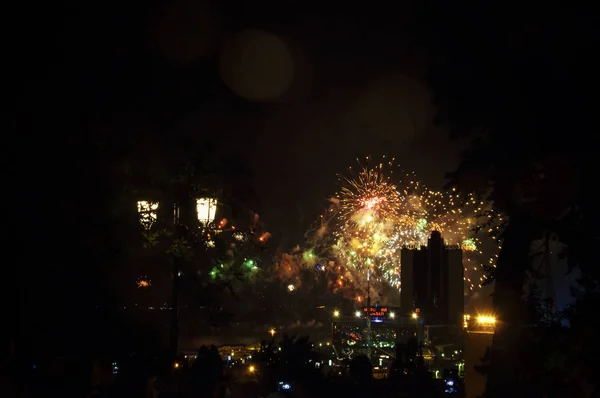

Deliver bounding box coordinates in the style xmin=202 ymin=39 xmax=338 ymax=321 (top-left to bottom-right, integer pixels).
xmin=196 ymin=198 xmax=218 ymax=228
xmin=137 ymin=200 xmax=159 ymax=230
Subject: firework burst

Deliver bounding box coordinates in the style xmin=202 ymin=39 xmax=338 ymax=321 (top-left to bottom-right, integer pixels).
xmin=280 ymin=156 xmax=502 ymax=301
xmin=329 ymin=157 xmax=433 ymax=296
xmin=338 ymin=163 xmax=403 ymax=226
xmin=136 ymin=276 xmax=152 ymax=289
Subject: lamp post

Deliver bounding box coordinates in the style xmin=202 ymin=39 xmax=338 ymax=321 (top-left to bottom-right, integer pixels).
xmin=137 ymin=196 xmax=218 ymax=364
xmin=171 ymin=210 xmax=181 ymax=364
xmin=172 ymin=197 xmax=218 ymax=363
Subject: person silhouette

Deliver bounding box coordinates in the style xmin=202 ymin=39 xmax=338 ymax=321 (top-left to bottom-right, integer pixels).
xmin=208 ymin=345 xmax=224 ymax=387
xmin=344 ymin=355 xmax=373 ymax=398
xmin=186 ymin=346 xmax=210 ymax=396
xmin=349 ymin=355 xmax=372 ymax=385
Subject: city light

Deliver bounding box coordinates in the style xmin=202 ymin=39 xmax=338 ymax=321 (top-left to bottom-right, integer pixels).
xmin=333 ymin=310 xmax=340 ymax=317
xmin=287 ymin=284 xmax=295 ymax=292
xmin=269 ymin=328 xmax=276 ymax=337
xmin=174 ymin=362 xmax=180 ymax=369
xmin=389 ymin=312 xmax=395 ymax=319
xmin=411 ymin=312 xmax=418 ymax=319
xmin=477 ymin=315 xmax=496 ymax=325
xmin=355 ymin=311 xmax=361 ymax=317
xmin=249 ymin=365 xmax=255 ymax=373
xmin=196 ymin=197 xmax=218 ymax=226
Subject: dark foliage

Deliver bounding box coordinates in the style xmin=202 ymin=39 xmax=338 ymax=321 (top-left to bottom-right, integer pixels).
xmin=254 ymin=334 xmax=322 ymax=392
xmin=418 ymin=1 xmax=600 ymax=396
xmin=184 ymin=345 xmax=224 ymax=397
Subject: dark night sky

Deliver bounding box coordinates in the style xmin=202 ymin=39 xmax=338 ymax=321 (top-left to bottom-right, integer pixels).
xmin=14 ymin=1 xmax=599 ymax=353
xmin=16 ymin=0 xmax=464 ymax=246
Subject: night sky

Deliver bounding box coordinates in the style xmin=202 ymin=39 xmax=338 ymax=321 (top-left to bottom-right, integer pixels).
xmin=16 ymin=0 xmax=464 ymax=246
xmin=13 ymin=1 xmax=599 ymax=358
xmin=10 ymin=2 xmax=600 ymax=386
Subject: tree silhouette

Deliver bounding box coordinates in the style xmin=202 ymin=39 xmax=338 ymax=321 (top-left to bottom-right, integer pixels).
xmin=389 ymin=336 xmax=430 ymax=386
xmin=255 ymin=335 xmax=320 ymax=392
xmin=17 ymin=123 xmax=266 ymax=396
xmin=349 ymin=355 xmax=372 ymax=385
xmin=185 ymin=345 xmax=224 ymax=397
xmin=418 ymin=2 xmax=599 ymax=396
xmin=124 ymin=133 xmax=269 ymax=357
xmin=15 ymin=3 xmax=255 ymax=393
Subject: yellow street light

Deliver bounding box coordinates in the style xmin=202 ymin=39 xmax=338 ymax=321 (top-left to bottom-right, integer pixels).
xmin=249 ymin=365 xmax=255 ymax=373
xmin=477 ymin=315 xmax=496 ymax=325
xmin=355 ymin=311 xmax=361 ymax=317
xmin=411 ymin=312 xmax=418 ymax=319
xmin=333 ymin=310 xmax=340 ymax=317
xmin=269 ymin=328 xmax=276 ymax=337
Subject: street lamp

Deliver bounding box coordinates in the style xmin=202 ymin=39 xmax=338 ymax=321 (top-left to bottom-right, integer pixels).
xmin=137 ymin=200 xmax=159 ymax=229
xmin=137 ymin=199 xmax=182 ymax=363
xmin=476 ymin=315 xmax=496 ymax=325
xmin=269 ymin=328 xmax=276 ymax=337
xmin=355 ymin=311 xmax=362 ymax=318
xmin=196 ymin=198 xmax=218 ymax=227
xmin=136 ymin=195 xmax=217 ymax=367
xmin=333 ymin=310 xmax=340 ymax=318
xmin=136 ymin=196 xmax=218 ymax=366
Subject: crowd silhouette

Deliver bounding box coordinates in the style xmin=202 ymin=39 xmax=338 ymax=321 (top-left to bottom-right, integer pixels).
xmin=3 ymin=329 xmax=450 ymax=398
xmin=184 ymin=345 xmax=225 ymax=397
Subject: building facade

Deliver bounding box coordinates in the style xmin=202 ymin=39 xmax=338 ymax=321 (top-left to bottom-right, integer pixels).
xmin=401 ymin=231 xmax=464 ymax=326
xmin=331 ymin=306 xmax=421 ymax=354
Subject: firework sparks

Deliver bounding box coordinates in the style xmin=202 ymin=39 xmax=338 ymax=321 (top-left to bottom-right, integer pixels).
xmin=331 ymin=158 xmax=407 ymax=296
xmin=338 ymin=164 xmax=403 ymax=226
xmin=276 ymin=156 xmax=502 ymax=300
xmin=136 ymin=276 xmax=152 ymax=289
xmin=259 ymin=232 xmax=272 ymax=242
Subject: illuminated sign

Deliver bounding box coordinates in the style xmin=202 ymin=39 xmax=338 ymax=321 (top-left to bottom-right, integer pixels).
xmin=363 ymin=307 xmax=389 ymax=317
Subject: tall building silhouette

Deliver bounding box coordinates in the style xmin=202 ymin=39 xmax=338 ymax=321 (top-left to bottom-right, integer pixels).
xmin=400 ymin=231 xmax=464 ymax=325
